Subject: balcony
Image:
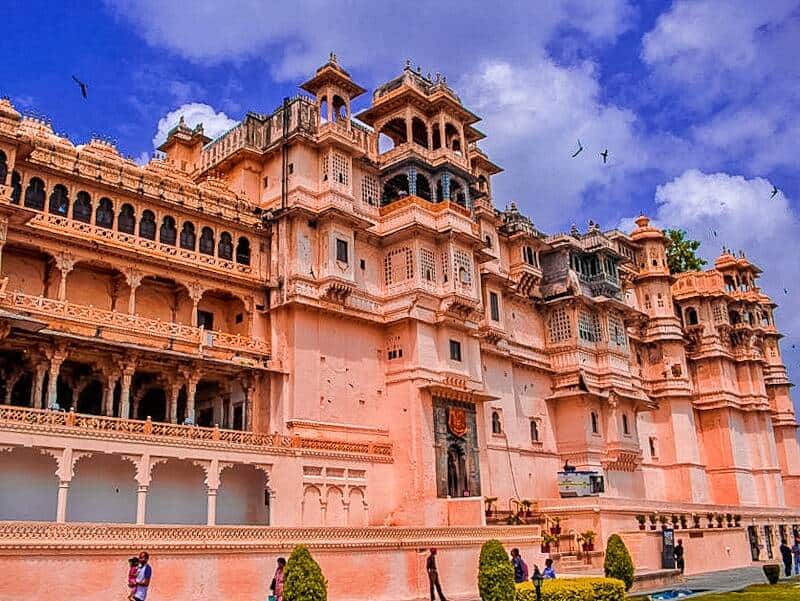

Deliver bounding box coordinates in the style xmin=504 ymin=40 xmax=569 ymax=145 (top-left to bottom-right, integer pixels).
xmin=0 ymin=405 xmax=393 ymax=461
xmin=317 ymin=120 xmax=374 ymax=159
xmin=0 ymin=290 xmax=270 ymax=365
xmin=376 ymin=195 xmax=479 ymax=238
xmin=580 ymin=272 xmax=622 ymax=299
xmin=375 ymin=143 xmax=470 ymax=172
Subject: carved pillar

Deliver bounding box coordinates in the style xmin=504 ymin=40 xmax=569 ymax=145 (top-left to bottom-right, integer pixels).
xmin=123 ymin=268 xmax=143 ymax=316
xmin=45 ymin=344 xmax=68 ymax=409
xmin=136 ymin=485 xmax=148 ymax=525
xmin=53 ymin=447 xmax=85 ymax=523
xmin=182 ymin=368 xmax=201 ymax=424
xmin=241 ymin=375 xmax=255 ymax=431
xmin=407 ymin=167 xmax=417 ymax=196
xmin=168 ymin=379 xmax=181 ymax=424
xmin=441 ymin=171 xmax=451 ymax=201
xmin=203 ymin=459 xmax=220 ymax=526
xmin=212 ymin=395 xmax=223 ymax=426
xmin=131 ymin=388 xmax=146 ymax=421
xmin=207 ymin=488 xmax=218 ymax=526
xmin=0 ymin=216 xmax=7 ymax=274
xmin=102 ymin=373 xmax=119 ymax=417
xmin=227 ymin=397 xmax=235 ymax=429
xmin=30 ymin=362 xmax=47 ymax=409
xmin=188 ymin=282 xmax=204 ymax=328
xmin=404 ymin=110 xmax=412 ymax=146
xmin=56 ymin=480 xmax=70 ymax=523
xmin=70 ymin=384 xmax=80 ymax=410
xmin=54 ymin=252 xmax=75 ymax=302
xmin=3 ymin=369 xmax=21 ymax=404
xmin=118 ymin=359 xmax=136 ymax=419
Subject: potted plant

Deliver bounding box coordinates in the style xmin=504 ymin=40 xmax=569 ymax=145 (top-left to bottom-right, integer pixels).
xmin=505 ymin=512 xmax=522 ymax=525
xmin=649 ymin=513 xmax=657 ymax=531
xmin=725 ymin=513 xmax=733 ymax=527
xmin=579 ymin=530 xmax=596 ymax=552
xmin=541 ymin=532 xmax=558 ymax=554
xmin=692 ymin=513 xmax=701 ymax=529
xmin=707 ymin=512 xmax=715 ymax=528
xmin=521 ymin=499 xmax=533 ymax=518
xmin=716 ymin=513 xmax=724 ymax=528
xmin=484 ymin=496 xmax=497 ymax=519
xmin=659 ymin=514 xmax=669 ymax=530
xmin=734 ymin=514 xmax=742 ymax=527
xmin=550 ymin=516 xmax=561 ymax=535
xmin=679 ymin=514 xmax=688 ymax=529
xmin=636 ymin=514 xmax=646 ymax=531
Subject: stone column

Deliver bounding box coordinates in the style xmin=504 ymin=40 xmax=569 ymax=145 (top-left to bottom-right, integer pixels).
xmin=168 ymin=380 xmax=181 ymax=424
xmin=207 ymin=488 xmax=218 ymax=526
xmin=241 ymin=375 xmax=255 ymax=431
xmin=204 ymin=458 xmax=220 ymax=526
xmin=0 ymin=216 xmax=8 ymax=273
xmin=441 ymin=171 xmax=451 ymax=201
xmin=182 ymin=369 xmax=200 ymax=424
xmin=45 ymin=344 xmax=68 ymax=409
xmin=188 ymin=282 xmax=204 ymax=327
xmin=123 ymin=268 xmax=143 ymax=316
xmin=407 ymin=167 xmax=417 ymax=196
xmin=56 ymin=480 xmax=70 ymax=523
xmin=54 ymin=252 xmax=75 ymax=302
xmin=30 ymin=362 xmax=47 ymax=409
xmin=102 ymin=374 xmax=118 ymax=417
xmin=118 ymin=361 xmax=136 ymax=419
xmin=212 ymin=396 xmax=223 ymax=427
xmin=3 ymin=370 xmax=21 ymax=404
xmin=266 ymin=486 xmax=276 ymax=526
xmin=226 ymin=398 xmax=235 ymax=430
xmin=404 ymin=110 xmax=412 ymax=146
xmin=136 ymin=485 xmax=148 ymax=525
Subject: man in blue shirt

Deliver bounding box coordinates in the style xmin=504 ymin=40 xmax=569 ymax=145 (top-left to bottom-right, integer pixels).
xmin=134 ymin=551 xmax=153 ymax=601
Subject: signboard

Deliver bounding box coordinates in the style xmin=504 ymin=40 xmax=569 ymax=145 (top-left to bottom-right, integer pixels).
xmin=557 ymin=471 xmax=605 ymax=498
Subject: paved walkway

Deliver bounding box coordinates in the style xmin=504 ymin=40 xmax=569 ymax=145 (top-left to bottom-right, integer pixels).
xmin=681 ymin=565 xmax=768 ymax=593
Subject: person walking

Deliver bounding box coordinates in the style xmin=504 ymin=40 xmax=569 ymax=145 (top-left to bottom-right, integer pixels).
xmin=793 ymin=536 xmax=800 ymax=576
xmin=780 ymin=539 xmax=793 ymax=578
xmin=270 ymin=557 xmax=286 ymax=601
xmin=510 ymin=548 xmax=529 ymax=583
xmin=132 ymin=551 xmax=152 ymax=601
xmin=426 ymin=548 xmax=447 ymax=601
xmin=674 ymin=539 xmax=685 ymax=575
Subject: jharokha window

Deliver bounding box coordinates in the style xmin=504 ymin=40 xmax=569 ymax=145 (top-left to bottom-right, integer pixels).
xmin=139 ymin=210 xmax=156 ymax=240
xmin=73 ymin=191 xmax=92 ymax=223
xmin=180 ymin=222 xmax=196 ymax=250
xmin=48 ymin=185 xmax=69 ymax=216
xmin=95 ymin=197 xmax=114 ymax=229
xmin=24 ymin=177 xmax=46 ymax=210
xmin=218 ymin=232 xmax=234 ymax=260
xmin=118 ymin=204 xmax=136 ymax=234
xmin=199 ymin=227 xmax=215 ymax=256
xmin=160 ymin=216 xmax=177 ymax=245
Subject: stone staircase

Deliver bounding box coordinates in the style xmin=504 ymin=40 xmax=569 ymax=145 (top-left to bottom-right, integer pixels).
xmin=554 ymin=553 xmax=599 ymax=575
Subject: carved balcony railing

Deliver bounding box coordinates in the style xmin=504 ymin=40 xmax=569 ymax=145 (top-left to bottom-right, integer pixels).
xmin=0 ymin=405 xmax=393 ymax=462
xmin=26 ymin=212 xmax=258 ymax=279
xmin=0 ymin=291 xmax=270 ymax=361
xmin=377 ymin=195 xmax=478 ymax=238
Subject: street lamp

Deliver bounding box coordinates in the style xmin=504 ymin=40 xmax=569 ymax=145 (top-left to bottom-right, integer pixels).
xmin=531 ymin=567 xmax=543 ymax=601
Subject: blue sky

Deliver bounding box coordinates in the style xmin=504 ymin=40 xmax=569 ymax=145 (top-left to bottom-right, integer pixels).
xmin=3 ymin=0 xmax=800 ymax=411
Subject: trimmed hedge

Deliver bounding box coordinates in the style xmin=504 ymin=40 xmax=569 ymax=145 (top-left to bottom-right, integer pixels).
xmin=478 ymin=539 xmax=516 ymax=601
xmin=603 ymin=534 xmax=634 ymax=591
xmin=516 ymin=577 xmax=626 ymax=601
xmin=283 ymin=545 xmax=327 ymax=601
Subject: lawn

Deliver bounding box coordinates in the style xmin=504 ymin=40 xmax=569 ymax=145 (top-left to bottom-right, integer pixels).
xmin=696 ymin=579 xmax=800 ymax=600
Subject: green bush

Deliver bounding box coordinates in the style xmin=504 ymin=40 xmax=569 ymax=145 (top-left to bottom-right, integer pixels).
xmin=515 ymin=577 xmax=625 ymax=601
xmin=283 ymin=545 xmax=327 ymax=601
xmin=478 ymin=539 xmax=516 ymax=601
xmin=762 ymin=564 xmax=781 ymax=585
xmin=603 ymin=534 xmax=634 ymax=591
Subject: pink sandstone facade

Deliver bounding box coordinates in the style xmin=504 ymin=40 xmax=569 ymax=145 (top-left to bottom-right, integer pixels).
xmin=0 ymin=56 xmax=798 ymax=600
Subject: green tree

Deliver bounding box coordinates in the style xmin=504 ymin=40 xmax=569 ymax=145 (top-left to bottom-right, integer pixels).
xmin=664 ymin=228 xmax=707 ymax=274
xmin=603 ymin=534 xmax=634 ymax=591
xmin=284 ymin=545 xmax=327 ymax=601
xmin=477 ymin=539 xmax=515 ymax=601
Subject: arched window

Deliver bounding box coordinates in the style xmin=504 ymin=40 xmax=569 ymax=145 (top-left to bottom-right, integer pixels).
xmin=179 ymin=222 xmax=196 ymax=250
xmin=48 ymin=184 xmax=69 ymax=216
xmin=235 ymin=237 xmax=250 ymax=265
xmin=95 ymin=197 xmax=114 ymax=229
xmin=10 ymin=171 xmax=21 ymax=204
xmin=23 ymin=177 xmax=46 ymax=210
xmin=686 ymin=307 xmax=698 ymax=325
xmin=591 ymin=411 xmax=599 ymax=434
xmin=729 ymin=310 xmax=740 ymax=325
xmin=118 ymin=203 xmax=136 ymax=234
xmin=445 ymin=122 xmax=461 ymax=154
xmin=0 ymin=150 xmax=7 ymax=184
xmin=485 ymin=235 xmax=493 ymax=249
xmin=622 ymin=414 xmax=630 ymax=435
xmin=491 ymin=411 xmax=502 ymax=435
xmin=139 ymin=210 xmax=156 ymax=240
xmin=377 ymin=118 xmax=408 ymax=154
xmin=450 ymin=180 xmax=466 ymax=207
xmin=432 ymin=124 xmax=442 ymax=149
xmin=218 ymin=232 xmax=233 ymax=260
xmin=73 ymin=191 xmax=92 ymax=223
xmin=416 ymin=173 xmax=432 ymax=201
xmin=159 ymin=216 xmax=177 ymax=245
xmin=411 ymin=117 xmax=429 ymax=148
xmin=199 ymin=227 xmax=215 ymax=256
xmin=530 ymin=419 xmax=540 ymax=442
xmin=382 ymin=173 xmax=409 ymax=205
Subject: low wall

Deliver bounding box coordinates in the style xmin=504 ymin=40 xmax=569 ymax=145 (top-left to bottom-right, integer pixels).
xmin=0 ymin=522 xmax=541 ymax=601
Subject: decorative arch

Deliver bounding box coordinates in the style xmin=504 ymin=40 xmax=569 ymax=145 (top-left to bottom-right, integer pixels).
xmin=325 ymin=485 xmax=345 ymax=526
xmin=235 ymin=237 xmax=250 ymax=265
xmin=378 ymin=118 xmax=407 ymax=153
xmin=95 ymin=197 xmax=114 ymax=229
xmin=415 ymin=173 xmax=432 ymax=201
xmin=218 ymin=232 xmax=233 ymax=260
xmin=0 ymin=446 xmax=58 ymax=521
xmin=216 ymin=463 xmax=270 ymax=525
xmin=302 ymin=485 xmax=323 ymax=526
xmin=332 ymin=94 xmax=348 ymax=121
xmin=118 ymin=203 xmax=136 ymax=234
xmin=73 ymin=191 xmax=92 ymax=223
xmin=444 ymin=122 xmax=462 ymax=153
xmin=450 ymin=178 xmax=466 ymax=207
xmin=159 ymin=215 xmax=177 ymax=245
xmin=67 ymin=453 xmax=137 ymax=523
xmin=348 ymin=487 xmax=368 ymax=527
xmin=382 ymin=173 xmax=409 ymax=205
xmin=411 ymin=117 xmax=429 ymax=148
xmin=199 ymin=227 xmax=215 ymax=256
xmin=432 ymin=123 xmax=441 ymax=150
xmin=48 ymin=184 xmax=69 ymax=216
xmin=179 ymin=221 xmax=196 ymax=251
xmin=10 ymin=171 xmax=21 ymax=204
xmin=139 ymin=209 xmax=156 ymax=240
xmin=23 ymin=176 xmax=46 ymax=210
xmin=146 ymin=459 xmax=207 ymax=524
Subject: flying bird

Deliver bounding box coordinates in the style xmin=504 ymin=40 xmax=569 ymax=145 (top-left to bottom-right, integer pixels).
xmin=571 ymin=139 xmax=583 ymax=158
xmin=784 ymin=288 xmax=789 ymax=295
xmin=771 ymin=185 xmax=779 ymax=198
xmin=711 ymin=229 xmax=717 ymax=238
xmin=600 ymin=149 xmax=608 ymax=163
xmin=71 ymin=75 xmax=88 ymax=99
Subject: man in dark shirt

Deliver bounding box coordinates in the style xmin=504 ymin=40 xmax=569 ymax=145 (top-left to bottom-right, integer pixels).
xmin=426 ymin=548 xmax=447 ymax=601
xmin=674 ymin=540 xmax=685 ymax=575
xmin=780 ymin=539 xmax=793 ymax=577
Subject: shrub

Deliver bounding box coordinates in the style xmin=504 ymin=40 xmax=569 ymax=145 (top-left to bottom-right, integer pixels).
xmin=603 ymin=534 xmax=634 ymax=591
xmin=763 ymin=564 xmax=781 ymax=585
xmin=283 ymin=545 xmax=327 ymax=601
xmin=515 ymin=577 xmax=625 ymax=601
xmin=478 ymin=540 xmax=516 ymax=601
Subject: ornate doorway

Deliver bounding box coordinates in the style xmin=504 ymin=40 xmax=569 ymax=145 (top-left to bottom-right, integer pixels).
xmin=433 ymin=399 xmax=481 ymax=497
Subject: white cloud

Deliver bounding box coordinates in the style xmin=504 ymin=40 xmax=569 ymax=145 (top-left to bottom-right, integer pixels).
xmin=461 ymin=56 xmax=647 ymax=229
xmin=152 ymin=103 xmax=237 ymax=150
xmin=636 ymin=169 xmax=800 ymax=341
xmin=133 ymin=151 xmax=150 ymax=166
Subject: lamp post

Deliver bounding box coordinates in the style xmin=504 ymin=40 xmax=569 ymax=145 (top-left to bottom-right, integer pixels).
xmin=532 ymin=567 xmax=543 ymax=601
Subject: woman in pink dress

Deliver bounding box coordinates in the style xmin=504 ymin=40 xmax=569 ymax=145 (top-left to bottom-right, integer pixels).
xmin=270 ymin=557 xmax=286 ymax=601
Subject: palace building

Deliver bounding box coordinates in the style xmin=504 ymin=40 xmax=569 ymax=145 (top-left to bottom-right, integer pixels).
xmin=0 ymin=56 xmax=798 ymax=600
